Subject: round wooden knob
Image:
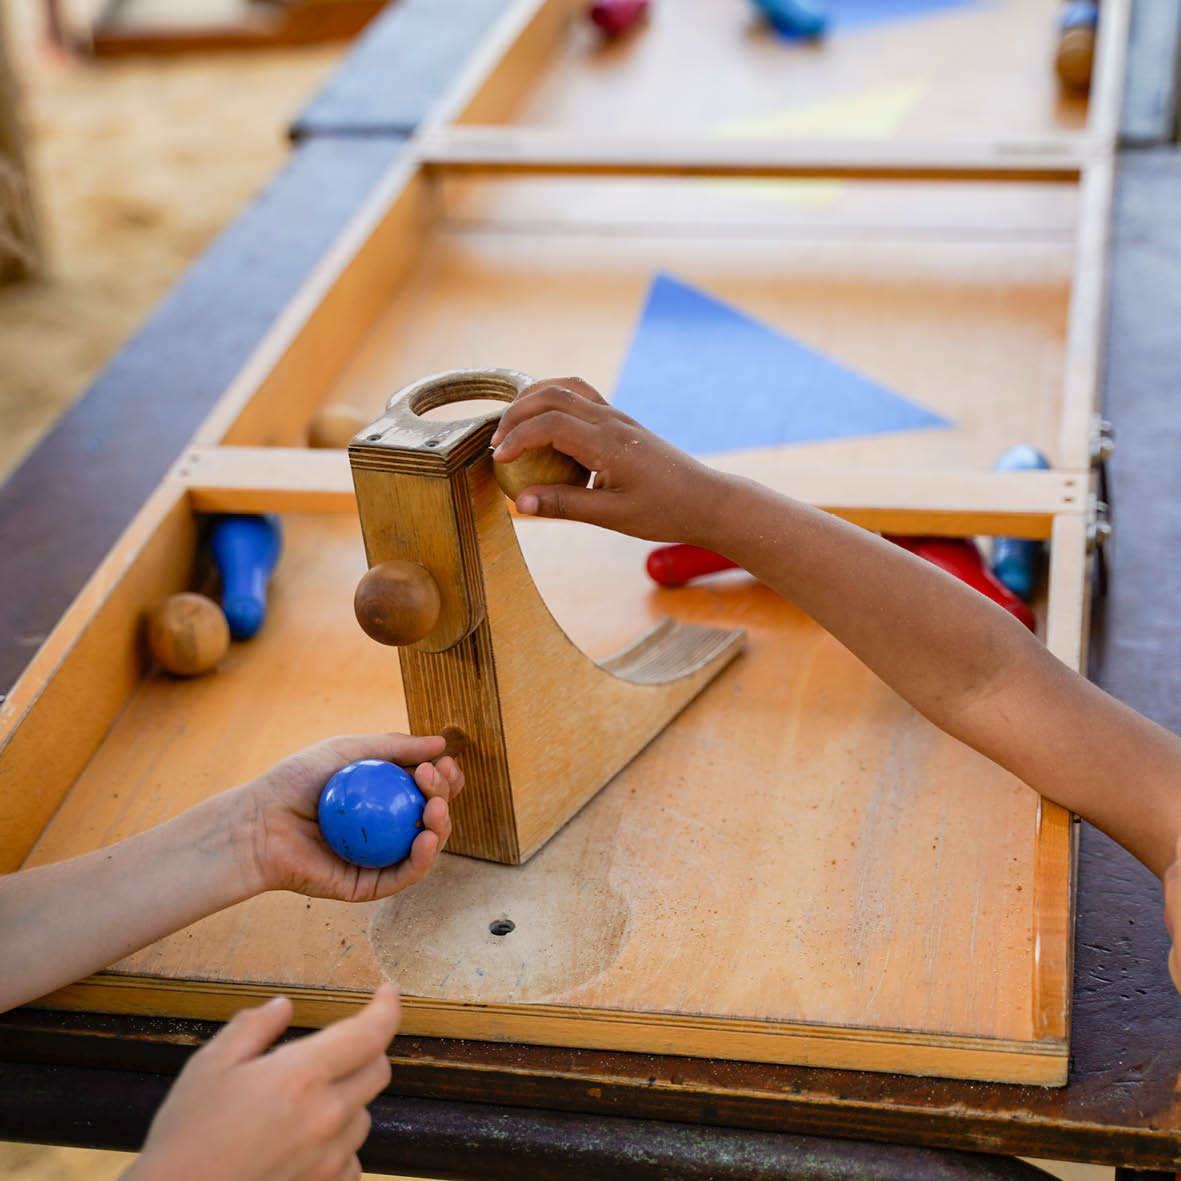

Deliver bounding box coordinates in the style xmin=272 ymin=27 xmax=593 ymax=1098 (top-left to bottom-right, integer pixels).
xmin=308 ymin=403 xmax=370 ymax=449
xmin=1055 ymin=26 xmax=1094 ymax=89
xmin=147 ymin=592 xmax=230 ymax=677
xmin=493 ymin=446 xmax=590 ymax=502
xmin=354 ymin=561 xmax=442 ymax=647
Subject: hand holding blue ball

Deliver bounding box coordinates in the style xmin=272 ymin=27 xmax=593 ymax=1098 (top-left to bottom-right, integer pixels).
xmin=317 ymin=759 xmax=427 ymax=869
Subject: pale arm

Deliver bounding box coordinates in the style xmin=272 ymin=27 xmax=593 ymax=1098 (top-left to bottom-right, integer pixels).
xmin=0 ymin=731 xmax=463 ymax=1013
xmin=0 ymin=789 xmax=256 ymax=1012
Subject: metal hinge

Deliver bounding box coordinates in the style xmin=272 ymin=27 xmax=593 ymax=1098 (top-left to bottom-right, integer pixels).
xmin=1089 ymin=415 xmax=1114 ymax=465
xmin=1087 ymin=494 xmax=1111 ymax=552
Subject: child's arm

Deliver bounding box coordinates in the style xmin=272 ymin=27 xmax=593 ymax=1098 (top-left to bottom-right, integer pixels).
xmin=491 ymin=379 xmax=1181 ymax=877
xmin=0 ymin=732 xmax=462 ymax=1013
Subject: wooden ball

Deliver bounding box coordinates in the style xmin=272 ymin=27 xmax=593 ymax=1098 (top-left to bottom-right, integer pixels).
xmin=147 ymin=592 xmax=230 ymax=677
xmin=493 ymin=446 xmax=590 ymax=502
xmin=355 ymin=560 xmax=442 ymax=647
xmin=1055 ymin=26 xmax=1095 ymax=89
xmin=308 ymin=404 xmax=370 ymax=449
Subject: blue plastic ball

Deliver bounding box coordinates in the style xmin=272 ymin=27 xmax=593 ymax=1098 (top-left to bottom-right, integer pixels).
xmin=317 ymin=759 xmax=426 ymax=869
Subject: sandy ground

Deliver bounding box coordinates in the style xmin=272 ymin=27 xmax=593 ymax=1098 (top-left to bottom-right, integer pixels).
xmin=0 ymin=0 xmax=340 ymax=480
xmin=0 ymin=2 xmax=1118 ymax=1178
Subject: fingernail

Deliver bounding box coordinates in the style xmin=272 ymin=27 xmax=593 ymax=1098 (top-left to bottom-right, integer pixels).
xmin=491 ymin=444 xmax=505 ymax=459
xmin=517 ymin=493 xmax=538 ymax=515
xmin=264 ymin=995 xmax=287 ymax=1009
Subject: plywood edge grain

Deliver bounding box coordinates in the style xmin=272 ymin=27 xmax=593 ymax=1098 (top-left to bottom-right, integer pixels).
xmin=433 ymin=0 xmax=577 ymax=129
xmin=0 ymin=481 xmax=194 ymax=872
xmin=191 ymin=155 xmax=432 ymax=449
xmin=420 ymin=128 xmax=1094 ymax=183
xmin=1028 ymin=512 xmax=1091 ymax=1045
xmin=1088 ymin=0 xmax=1134 ymax=148
xmin=180 ymin=449 xmax=1085 ymax=538
xmin=36 ymin=975 xmax=1069 ymax=1086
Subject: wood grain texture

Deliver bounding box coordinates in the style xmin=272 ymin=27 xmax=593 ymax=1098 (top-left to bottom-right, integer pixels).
xmin=318 ymin=209 xmax=1073 ymax=475
xmin=7 ymin=507 xmax=1058 ymax=1081
xmin=183 ymin=445 xmax=1085 ymax=539
xmin=421 ymin=130 xmax=1089 ymax=183
xmin=465 ymin=0 xmax=1088 ymax=142
xmin=0 ymin=482 xmax=195 ymax=873
xmin=350 ymin=375 xmax=743 ymax=863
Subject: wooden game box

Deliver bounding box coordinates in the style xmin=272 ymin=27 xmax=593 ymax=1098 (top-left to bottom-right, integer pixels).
xmin=0 ymin=0 xmax=1127 ymax=1086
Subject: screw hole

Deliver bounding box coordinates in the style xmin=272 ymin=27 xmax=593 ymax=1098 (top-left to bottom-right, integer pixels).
xmin=366 ymin=433 xmax=382 ymax=441
xmin=425 ymin=438 xmax=442 ymax=448
xmin=489 ymin=919 xmax=515 ymax=937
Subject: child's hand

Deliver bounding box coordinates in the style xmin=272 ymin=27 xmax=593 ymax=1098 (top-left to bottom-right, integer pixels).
xmin=126 ymin=985 xmax=400 ymax=1181
xmin=238 ymin=733 xmax=463 ymax=903
xmin=490 ymin=377 xmax=728 ymax=545
xmin=1165 ymin=836 xmax=1181 ymax=993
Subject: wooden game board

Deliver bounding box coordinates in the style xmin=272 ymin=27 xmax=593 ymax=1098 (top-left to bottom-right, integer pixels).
xmin=0 ymin=0 xmax=1128 ymax=1085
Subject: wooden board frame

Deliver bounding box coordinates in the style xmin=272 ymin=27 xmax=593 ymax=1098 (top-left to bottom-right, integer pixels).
xmin=0 ymin=0 xmax=1130 ymax=1086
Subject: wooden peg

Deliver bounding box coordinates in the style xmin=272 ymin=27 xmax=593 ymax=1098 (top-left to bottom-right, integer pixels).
xmin=349 ymin=369 xmax=744 ymax=864
xmin=354 ymin=560 xmax=442 ymax=647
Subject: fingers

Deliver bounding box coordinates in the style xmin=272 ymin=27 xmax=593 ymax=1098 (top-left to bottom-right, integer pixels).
xmin=202 ymin=995 xmax=293 ymax=1067
xmin=330 ymin=1157 xmax=363 ymax=1181
xmin=490 ymin=377 xmax=608 ymax=448
xmin=325 ymin=733 xmax=446 ymax=768
xmin=413 ymin=757 xmax=463 ymax=803
xmin=515 ymin=482 xmax=616 ymax=528
xmin=278 ymin=983 xmax=401 ymax=1082
xmin=492 ymin=409 xmax=606 ymax=473
xmin=334 ymin=1051 xmax=392 ymax=1112
xmin=370 ymin=824 xmax=442 ymax=898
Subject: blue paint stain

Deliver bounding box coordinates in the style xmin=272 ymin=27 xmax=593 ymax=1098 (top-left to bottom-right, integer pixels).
xmin=611 ymin=274 xmax=949 ymax=456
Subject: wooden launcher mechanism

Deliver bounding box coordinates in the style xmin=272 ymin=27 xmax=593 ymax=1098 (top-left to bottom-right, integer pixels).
xmin=348 ymin=369 xmax=744 ymax=864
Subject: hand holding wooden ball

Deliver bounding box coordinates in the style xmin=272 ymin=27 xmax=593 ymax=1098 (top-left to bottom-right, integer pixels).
xmin=147 ymin=592 xmax=230 ymax=676
xmin=354 ymin=560 xmax=442 ymax=646
xmin=493 ymin=444 xmax=590 ymax=502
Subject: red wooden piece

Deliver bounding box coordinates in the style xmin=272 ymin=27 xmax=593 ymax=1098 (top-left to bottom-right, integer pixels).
xmin=588 ymin=0 xmax=650 ymax=37
xmin=646 ymin=537 xmax=1037 ymax=631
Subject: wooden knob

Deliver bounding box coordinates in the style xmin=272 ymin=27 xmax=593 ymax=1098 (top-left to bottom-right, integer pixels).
xmin=308 ymin=403 xmax=370 ymax=449
xmin=493 ymin=446 xmax=590 ymax=501
xmin=355 ymin=561 xmax=442 ymax=647
xmin=1055 ymin=26 xmax=1094 ymax=89
xmin=147 ymin=592 xmax=230 ymax=677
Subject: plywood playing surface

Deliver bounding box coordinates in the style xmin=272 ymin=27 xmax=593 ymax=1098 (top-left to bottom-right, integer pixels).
xmin=317 ymin=189 xmax=1072 ymax=475
xmin=24 ymin=509 xmax=1045 ymax=1078
xmin=463 ymin=0 xmax=1087 ymax=141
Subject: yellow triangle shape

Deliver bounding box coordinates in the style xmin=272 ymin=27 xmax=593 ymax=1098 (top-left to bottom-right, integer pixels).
xmin=713 ymin=78 xmax=929 ymax=209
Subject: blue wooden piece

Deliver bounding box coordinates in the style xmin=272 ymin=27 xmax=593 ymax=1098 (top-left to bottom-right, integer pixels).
xmin=210 ymin=514 xmax=283 ymax=639
xmin=752 ymin=0 xmax=828 ymax=37
xmin=991 ymin=445 xmax=1050 ymax=600
xmin=611 ymin=274 xmax=949 ymax=457
xmin=1060 ymin=0 xmax=1099 ymax=32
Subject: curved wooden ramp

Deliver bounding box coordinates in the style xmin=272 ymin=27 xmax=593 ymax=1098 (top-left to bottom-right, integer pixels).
xmin=350 ymin=369 xmax=744 ymax=863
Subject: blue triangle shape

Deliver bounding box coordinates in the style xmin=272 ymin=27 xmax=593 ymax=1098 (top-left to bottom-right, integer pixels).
xmin=611 ymin=274 xmax=950 ymax=456
xmin=825 ymin=0 xmax=979 ymax=33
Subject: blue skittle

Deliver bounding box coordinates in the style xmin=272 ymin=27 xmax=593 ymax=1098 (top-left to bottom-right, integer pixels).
xmin=210 ymin=514 xmax=282 ymax=639
xmin=992 ymin=446 xmax=1050 ymax=601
